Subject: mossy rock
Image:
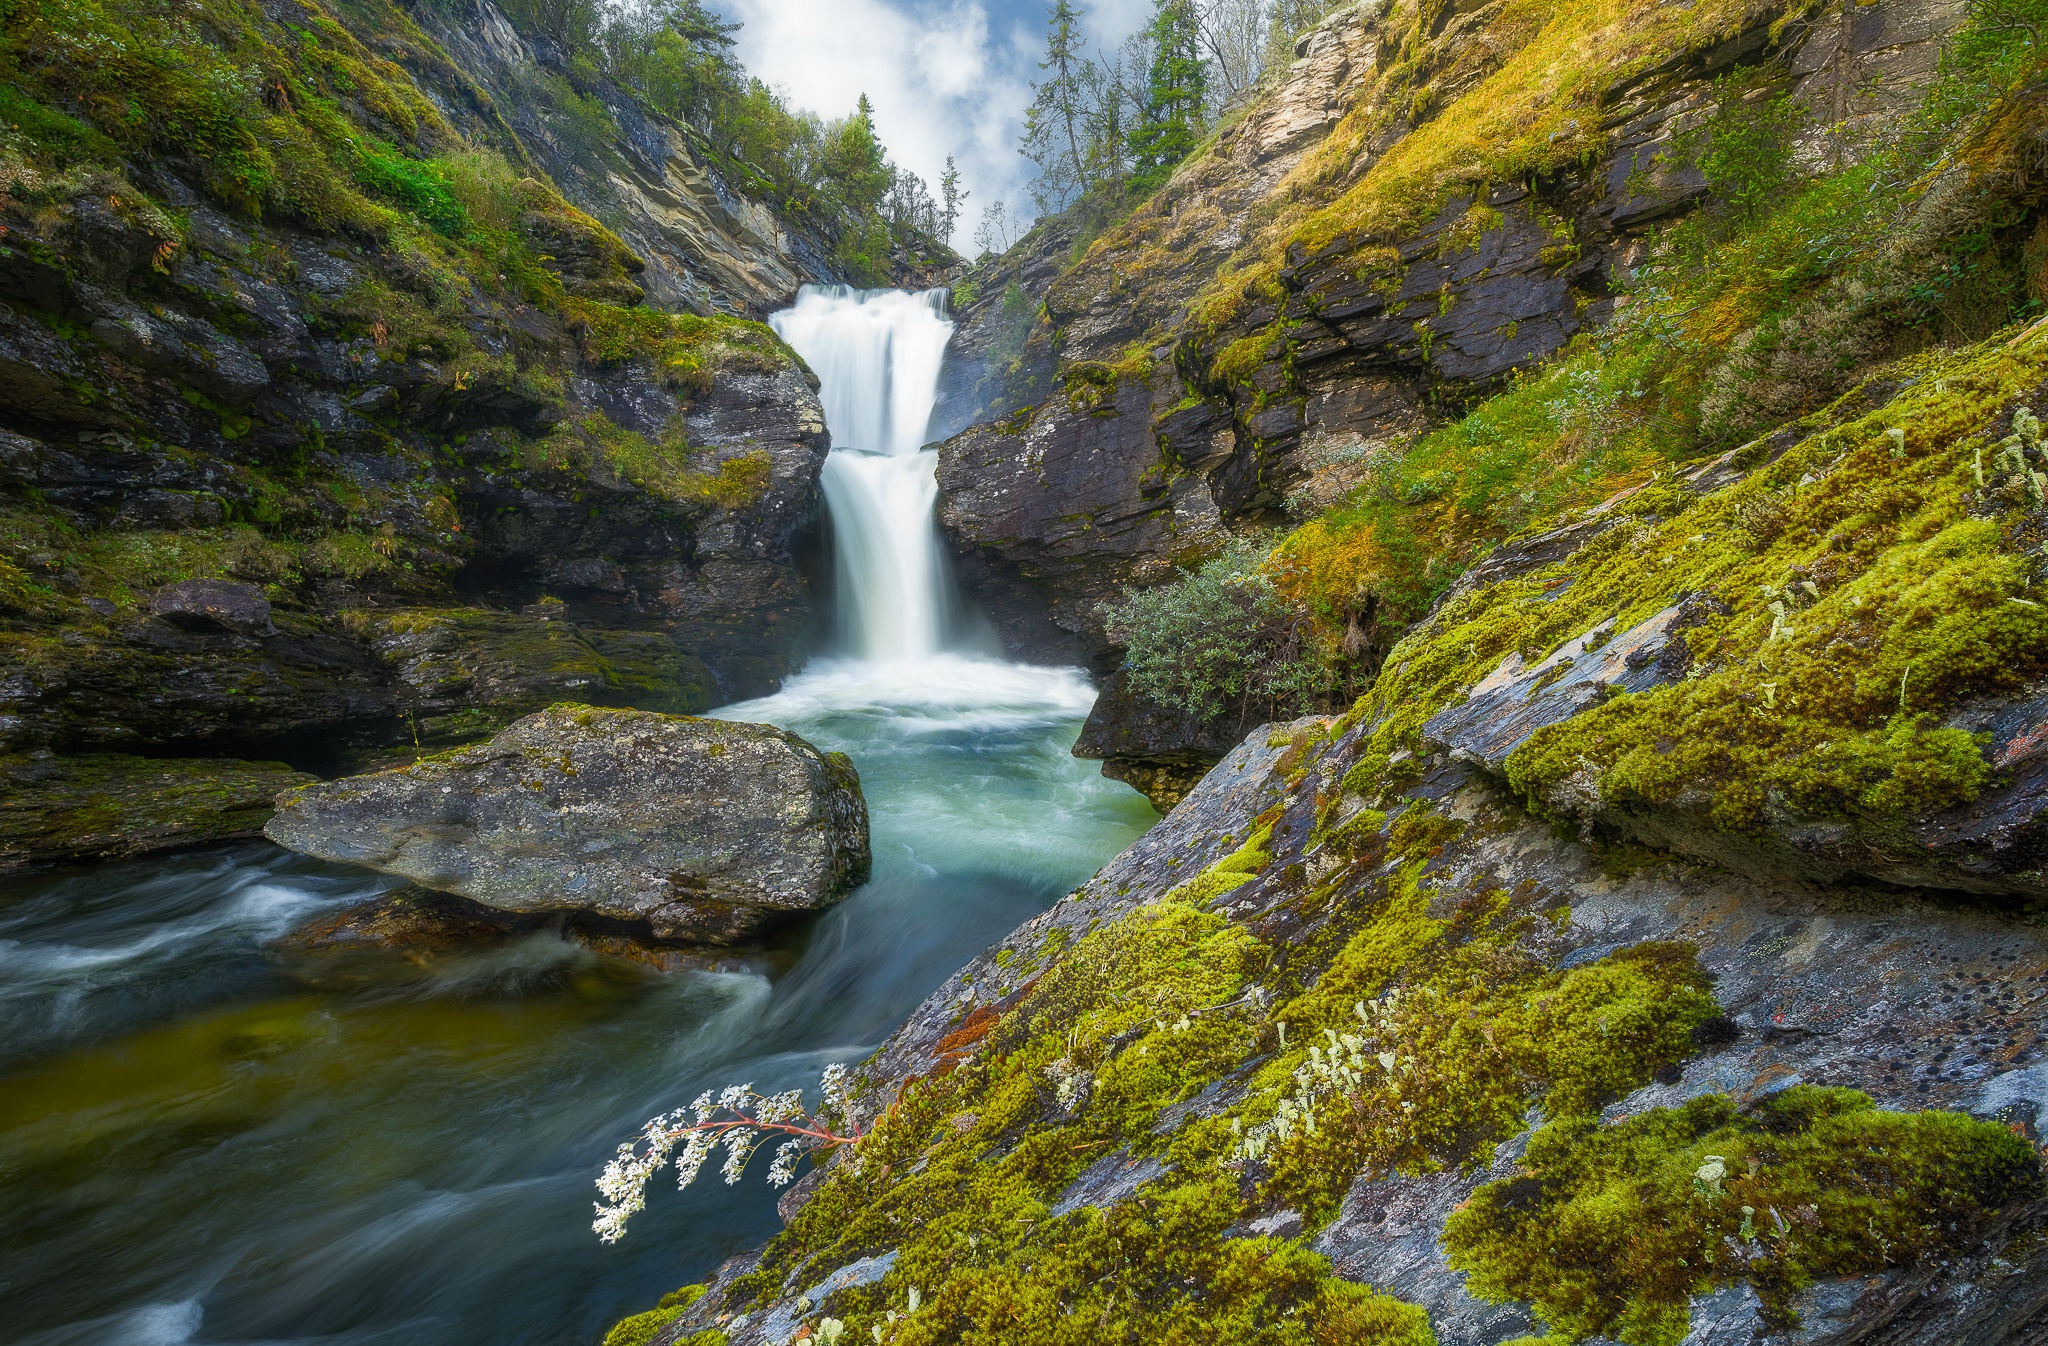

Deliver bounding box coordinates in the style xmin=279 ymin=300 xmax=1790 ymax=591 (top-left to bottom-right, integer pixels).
xmin=0 ymin=752 xmax=315 ymax=870
xmin=356 ymin=607 xmax=716 ymax=745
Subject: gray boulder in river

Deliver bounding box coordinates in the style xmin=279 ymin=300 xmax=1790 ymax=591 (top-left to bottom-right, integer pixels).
xmin=264 ymin=705 xmax=870 ymax=944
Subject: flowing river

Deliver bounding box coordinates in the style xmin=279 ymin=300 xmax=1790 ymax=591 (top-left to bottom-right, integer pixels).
xmin=0 ymin=288 xmax=1155 ymax=1346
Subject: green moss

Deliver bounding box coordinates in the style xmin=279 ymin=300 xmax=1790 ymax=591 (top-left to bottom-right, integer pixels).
xmin=527 ymin=413 xmax=773 ymax=510
xmin=600 ymin=1307 xmax=683 ymax=1346
xmin=0 ymin=752 xmax=314 ymax=866
xmin=560 ymin=301 xmax=793 ymax=386
xmin=656 ymin=1284 xmax=708 ymax=1311
xmin=1233 ymin=846 xmax=1719 ymax=1221
xmin=1486 ymin=336 xmax=2048 ymax=836
xmin=1166 ymin=821 xmax=1273 ymax=904
xmin=1445 ymin=1087 xmax=2045 ymax=1344
xmin=726 ymin=885 xmax=1424 ymax=1345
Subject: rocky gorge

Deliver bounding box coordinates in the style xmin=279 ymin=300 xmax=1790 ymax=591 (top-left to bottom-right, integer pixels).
xmin=9 ymin=0 xmax=2048 ymax=1344
xmin=598 ymin=1 xmax=2048 ymax=1345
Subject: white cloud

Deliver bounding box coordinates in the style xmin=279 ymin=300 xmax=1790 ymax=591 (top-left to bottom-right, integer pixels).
xmin=1080 ymin=0 xmax=1154 ymax=47
xmin=723 ymin=0 xmax=1165 ymax=252
xmin=725 ymin=0 xmax=1041 ymax=252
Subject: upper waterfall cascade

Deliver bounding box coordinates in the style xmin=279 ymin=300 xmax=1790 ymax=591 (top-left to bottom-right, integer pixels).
xmin=770 ymin=286 xmax=957 ymax=661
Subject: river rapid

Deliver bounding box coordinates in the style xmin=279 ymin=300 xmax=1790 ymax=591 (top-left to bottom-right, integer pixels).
xmin=0 ymin=288 xmax=1155 ymax=1345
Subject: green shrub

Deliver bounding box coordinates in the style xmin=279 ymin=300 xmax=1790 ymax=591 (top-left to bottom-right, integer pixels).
xmin=1100 ymin=536 xmax=1337 ymax=721
xmin=354 ymin=142 xmax=469 ymax=237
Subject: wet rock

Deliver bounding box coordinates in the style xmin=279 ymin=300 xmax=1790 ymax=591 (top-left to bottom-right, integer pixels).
xmin=264 ymin=704 xmax=871 ymax=943
xmin=0 ymin=751 xmax=314 ymax=871
xmin=1071 ymin=670 xmax=1258 ymax=811
xmin=279 ymin=885 xmax=529 ymax=953
xmin=355 ymin=607 xmax=715 ymax=746
xmin=149 ymin=579 xmax=278 ymax=637
xmin=936 ymin=379 xmax=1227 ymax=667
xmin=276 ymin=885 xmax=752 ymax=973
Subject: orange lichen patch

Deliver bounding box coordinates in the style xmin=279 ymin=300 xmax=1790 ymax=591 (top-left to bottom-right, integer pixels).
xmin=928 ymin=1004 xmax=1002 ymax=1077
xmin=936 ymin=1005 xmax=1000 ymax=1055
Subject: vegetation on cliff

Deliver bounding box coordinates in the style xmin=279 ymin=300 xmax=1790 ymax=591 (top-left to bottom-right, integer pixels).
xmin=1109 ymin=0 xmax=2048 ymax=849
xmin=491 ymin=0 xmax=955 ymax=282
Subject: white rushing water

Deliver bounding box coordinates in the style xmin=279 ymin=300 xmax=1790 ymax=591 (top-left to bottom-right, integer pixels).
xmin=771 ymin=286 xmax=957 ymax=660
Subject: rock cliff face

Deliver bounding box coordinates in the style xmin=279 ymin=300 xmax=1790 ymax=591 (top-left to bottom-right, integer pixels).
xmin=412 ymin=0 xmax=831 ymax=319
xmin=0 ymin=0 xmax=851 ymax=864
xmin=932 ymin=0 xmax=1972 ymax=780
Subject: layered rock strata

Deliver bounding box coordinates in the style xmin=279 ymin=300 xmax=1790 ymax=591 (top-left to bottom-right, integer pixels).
xmin=932 ymin=0 xmax=1975 ymax=785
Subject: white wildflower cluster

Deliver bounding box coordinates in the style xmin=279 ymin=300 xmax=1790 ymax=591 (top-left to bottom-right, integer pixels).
xmin=1232 ymin=997 xmax=1414 ymax=1164
xmin=592 ymin=1066 xmax=860 ymax=1244
xmin=1043 ymin=1057 xmax=1092 ymax=1114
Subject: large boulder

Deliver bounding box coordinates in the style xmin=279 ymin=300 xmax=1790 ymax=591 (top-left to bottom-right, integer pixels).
xmin=264 ymin=704 xmax=870 ymax=943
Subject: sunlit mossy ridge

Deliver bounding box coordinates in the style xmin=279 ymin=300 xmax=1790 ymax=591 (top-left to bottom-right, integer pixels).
xmin=1057 ymin=0 xmax=1817 ymax=349
xmin=1107 ymin=0 xmax=2048 ymax=730
xmin=1305 ymin=326 xmax=2048 ymax=855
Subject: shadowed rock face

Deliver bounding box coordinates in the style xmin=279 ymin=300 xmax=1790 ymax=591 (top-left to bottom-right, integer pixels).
xmin=1071 ymin=670 xmax=1266 ymax=811
xmin=0 ymin=751 xmax=316 ymax=871
xmin=265 ymin=705 xmax=871 ymax=944
xmin=936 ymin=378 xmax=1228 ymax=669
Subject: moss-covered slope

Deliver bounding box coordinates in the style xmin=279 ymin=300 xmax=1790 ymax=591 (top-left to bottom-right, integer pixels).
xmin=0 ymin=0 xmax=835 ymax=861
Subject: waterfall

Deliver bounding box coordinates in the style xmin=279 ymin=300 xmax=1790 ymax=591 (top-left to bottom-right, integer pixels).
xmin=770 ymin=285 xmax=957 ymax=661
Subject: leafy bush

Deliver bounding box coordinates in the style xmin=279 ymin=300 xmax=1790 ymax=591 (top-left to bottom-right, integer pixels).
xmin=1099 ymin=537 xmax=1337 ymax=721
xmin=354 ymin=142 xmax=469 ymax=237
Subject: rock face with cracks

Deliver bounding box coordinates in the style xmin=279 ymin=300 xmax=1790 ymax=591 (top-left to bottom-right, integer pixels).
xmin=264 ymin=704 xmax=870 ymax=943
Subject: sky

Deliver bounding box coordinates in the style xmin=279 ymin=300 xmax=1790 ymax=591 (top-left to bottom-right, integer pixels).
xmin=723 ymin=0 xmax=1156 ymax=252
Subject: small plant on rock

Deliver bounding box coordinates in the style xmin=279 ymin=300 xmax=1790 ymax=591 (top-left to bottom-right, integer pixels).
xmin=592 ymin=1064 xmax=862 ymax=1243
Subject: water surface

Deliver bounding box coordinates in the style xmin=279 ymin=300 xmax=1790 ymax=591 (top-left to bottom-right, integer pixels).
xmin=0 ymin=659 xmax=1151 ymax=1345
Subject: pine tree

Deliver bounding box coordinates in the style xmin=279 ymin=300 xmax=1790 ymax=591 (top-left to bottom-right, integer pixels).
xmin=1130 ymin=0 xmax=1207 ymax=191
xmin=939 ymin=155 xmax=966 ymax=240
xmin=1020 ymin=0 xmax=1095 ymax=213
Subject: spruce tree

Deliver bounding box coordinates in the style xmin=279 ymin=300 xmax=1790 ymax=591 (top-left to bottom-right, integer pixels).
xmin=1020 ymin=0 xmax=1094 ymax=213
xmin=1130 ymin=0 xmax=1206 ymax=191
xmin=940 ymin=155 xmax=966 ymax=240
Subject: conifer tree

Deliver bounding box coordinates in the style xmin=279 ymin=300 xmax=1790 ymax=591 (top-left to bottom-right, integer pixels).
xmin=1021 ymin=0 xmax=1094 ymax=212
xmin=1130 ymin=0 xmax=1207 ymax=191
xmin=939 ymin=155 xmax=966 ymax=240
